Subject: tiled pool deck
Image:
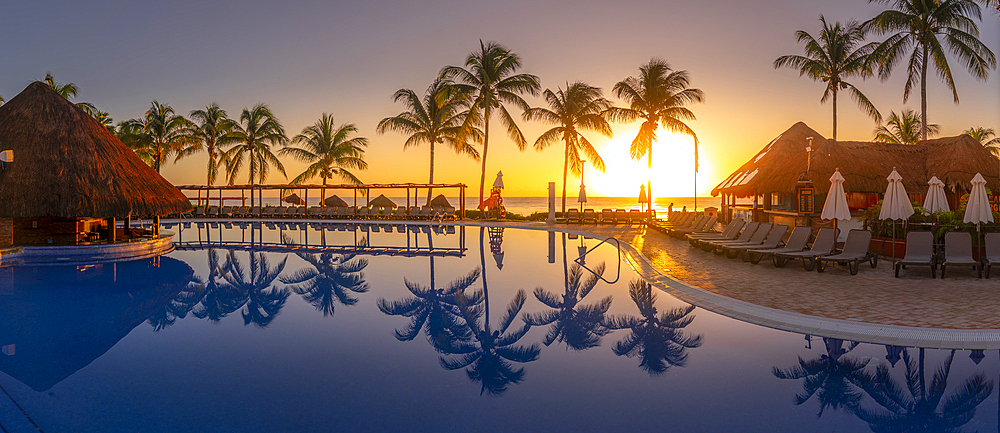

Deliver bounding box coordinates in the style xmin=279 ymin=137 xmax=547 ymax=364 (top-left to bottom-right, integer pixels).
xmin=480 ymin=221 xmax=1000 ymax=349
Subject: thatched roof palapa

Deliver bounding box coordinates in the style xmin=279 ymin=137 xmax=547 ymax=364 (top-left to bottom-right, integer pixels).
xmin=712 ymin=122 xmax=1000 ymax=198
xmin=323 ymin=195 xmax=348 ymax=207
xmin=369 ymin=194 xmax=397 ymax=208
xmin=0 ymin=82 xmax=191 ymax=218
xmin=430 ymin=194 xmax=451 ymax=207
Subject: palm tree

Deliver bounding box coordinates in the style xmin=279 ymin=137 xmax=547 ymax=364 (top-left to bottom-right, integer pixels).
xmin=605 ymin=279 xmax=703 ymax=375
xmin=524 ymin=82 xmax=612 ymax=214
xmin=0 ymin=96 xmax=5 ymax=106
xmin=873 ymin=109 xmax=939 ymax=144
xmin=774 ymin=16 xmax=882 ymax=140
xmin=93 ymin=110 xmax=116 ymax=133
xmin=377 ymin=78 xmax=482 ymax=205
xmin=121 ymin=101 xmax=193 ymax=172
xmin=852 ymin=348 xmax=993 ymax=431
xmin=147 ymin=273 xmax=205 ymax=331
xmin=773 ymin=338 xmax=875 ymax=416
xmin=116 ymin=119 xmax=155 ymax=166
xmin=178 ymin=104 xmax=236 ymax=186
xmin=964 ymin=126 xmax=1000 ymax=152
xmin=522 ymin=261 xmax=612 ymax=351
xmin=223 ymin=103 xmax=288 ymax=206
xmin=42 ymin=74 xmax=98 ymax=115
xmin=865 ymin=0 xmax=996 ymax=141
xmin=441 ymin=41 xmax=541 ymax=207
xmin=608 ymin=59 xmax=704 ymax=212
xmin=280 ymin=234 xmax=371 ymax=317
xmin=280 ymin=113 xmax=369 ymax=198
xmin=219 ymin=250 xmax=290 ymax=328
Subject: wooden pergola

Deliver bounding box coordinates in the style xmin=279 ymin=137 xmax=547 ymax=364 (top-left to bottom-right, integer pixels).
xmin=175 ymin=183 xmax=468 ymax=218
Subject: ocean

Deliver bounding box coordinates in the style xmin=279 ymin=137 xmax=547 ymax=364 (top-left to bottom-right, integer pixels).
xmin=199 ymin=194 xmax=736 ymax=216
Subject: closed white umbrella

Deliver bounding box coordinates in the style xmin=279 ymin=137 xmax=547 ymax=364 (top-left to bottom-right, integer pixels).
xmin=820 ymin=169 xmax=851 ymax=230
xmin=492 ymin=171 xmax=504 ymax=189
xmin=922 ymin=176 xmax=950 ymax=214
xmin=879 ymin=168 xmax=915 ymax=263
xmin=964 ymin=173 xmax=993 ymax=254
xmin=964 ymin=173 xmax=993 ymax=224
xmin=578 ymin=183 xmax=587 ymax=212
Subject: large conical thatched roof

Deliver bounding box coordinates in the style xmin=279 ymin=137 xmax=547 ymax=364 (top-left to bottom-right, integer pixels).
xmin=0 ymin=82 xmax=191 ymax=218
xmin=713 ymin=122 xmax=1000 ymax=197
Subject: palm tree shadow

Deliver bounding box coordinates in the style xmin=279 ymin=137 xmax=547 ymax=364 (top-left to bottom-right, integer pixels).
xmin=280 ymin=234 xmax=370 ymax=317
xmin=605 ymin=279 xmax=703 ymax=375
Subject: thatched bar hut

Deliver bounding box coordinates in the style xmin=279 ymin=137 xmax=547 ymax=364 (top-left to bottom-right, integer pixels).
xmin=0 ymin=82 xmax=191 ymax=247
xmin=712 ymin=122 xmax=1000 ymax=228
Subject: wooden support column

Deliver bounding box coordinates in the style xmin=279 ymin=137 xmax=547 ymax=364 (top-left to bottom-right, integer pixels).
xmin=153 ymin=216 xmax=160 ymax=236
xmin=107 ymin=217 xmax=116 ymax=243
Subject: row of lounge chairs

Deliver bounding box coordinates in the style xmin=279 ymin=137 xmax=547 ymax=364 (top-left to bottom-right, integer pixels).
xmin=561 ymin=208 xmax=653 ymax=225
xmin=662 ymin=216 xmax=879 ymax=275
xmin=188 ymin=205 xmax=457 ymax=221
xmin=895 ymin=230 xmax=995 ymax=279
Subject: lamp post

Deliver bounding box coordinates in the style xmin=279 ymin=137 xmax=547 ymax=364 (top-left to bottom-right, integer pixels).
xmin=806 ymin=137 xmax=814 ymax=175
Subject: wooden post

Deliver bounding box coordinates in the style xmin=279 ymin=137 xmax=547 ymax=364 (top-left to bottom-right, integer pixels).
xmin=460 ymin=185 xmax=466 ymax=219
xmin=108 ymin=217 xmax=116 ymax=243
xmin=752 ymin=195 xmax=758 ymax=222
xmin=154 ymin=216 xmax=160 ymax=236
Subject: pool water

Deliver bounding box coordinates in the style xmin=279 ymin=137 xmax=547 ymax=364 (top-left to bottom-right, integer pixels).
xmin=0 ymin=222 xmax=997 ymax=432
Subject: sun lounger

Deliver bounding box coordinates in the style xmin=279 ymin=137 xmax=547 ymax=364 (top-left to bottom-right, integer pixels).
xmin=297 ymin=206 xmax=308 ymax=217
xmin=706 ymin=223 xmax=772 ymax=254
xmin=670 ymin=216 xmax=717 ymax=238
xmin=664 ymin=215 xmax=705 ymax=236
xmin=983 ymin=233 xmax=1000 ymax=278
xmin=248 ymin=206 xmax=261 ymax=218
xmin=698 ymin=221 xmax=759 ymax=251
xmin=817 ymin=229 xmax=877 ymax=275
xmin=262 ymin=206 xmax=275 ymax=218
xmin=894 ymin=231 xmax=937 ymax=278
xmin=235 ymin=206 xmax=249 ymax=217
xmin=628 ymin=209 xmax=645 ymax=225
xmin=940 ymin=231 xmax=981 ymax=278
xmin=658 ymin=212 xmax=694 ymax=230
xmin=745 ymin=226 xmax=812 ymax=264
xmin=613 ymin=209 xmax=627 ymax=224
xmin=723 ymin=224 xmax=788 ymax=259
xmin=772 ymin=228 xmax=839 ymax=270
xmin=357 ymin=207 xmax=371 ymax=220
xmin=308 ymin=206 xmax=323 ymax=218
xmin=207 ymin=206 xmax=220 ymax=217
xmin=582 ymin=209 xmax=597 ymax=224
xmin=323 ymin=206 xmax=337 ymax=219
xmin=193 ymin=206 xmax=206 ymax=217
xmin=687 ymin=219 xmax=745 ymax=244
xmin=565 ymin=209 xmax=581 ymax=223
xmin=600 ymin=209 xmax=614 ymax=224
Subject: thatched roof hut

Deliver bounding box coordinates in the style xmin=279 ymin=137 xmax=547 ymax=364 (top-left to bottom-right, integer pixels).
xmin=713 ymin=122 xmax=1000 ymax=198
xmin=0 ymin=82 xmax=191 ymax=218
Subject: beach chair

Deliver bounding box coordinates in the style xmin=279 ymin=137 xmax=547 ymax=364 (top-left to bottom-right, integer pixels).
xmin=723 ymin=224 xmax=788 ymax=259
xmin=236 ymin=206 xmax=249 ymax=217
xmin=613 ymin=209 xmax=627 ymax=225
xmin=817 ymin=229 xmax=877 ymax=275
xmin=745 ymin=226 xmax=811 ymax=264
xmin=663 ymin=215 xmax=702 ymax=235
xmin=208 ymin=206 xmax=220 ymax=217
xmin=262 ymin=206 xmax=275 ymax=218
xmin=983 ymin=233 xmax=1000 ymax=278
xmin=670 ymin=216 xmax=716 ymax=238
xmin=442 ymin=207 xmax=457 ymax=221
xmin=687 ymin=219 xmax=745 ymax=244
xmin=389 ymin=207 xmax=405 ymax=220
xmin=707 ymin=223 xmax=772 ymax=254
xmin=582 ymin=209 xmax=597 ymax=224
xmin=193 ymin=206 xmax=207 ymax=218
xmin=698 ymin=221 xmax=759 ymax=251
xmin=296 ymin=206 xmax=308 ymax=218
xmin=628 ymin=209 xmax=643 ymax=226
xmin=248 ymin=206 xmax=261 ymax=218
xmin=660 ymin=213 xmax=696 ymax=232
xmin=221 ymin=206 xmax=235 ymax=217
xmin=773 ymin=228 xmax=839 ymax=270
xmin=565 ymin=209 xmax=581 ymax=223
xmin=309 ymin=206 xmax=323 ymax=218
xmin=894 ymin=231 xmax=937 ymax=278
xmin=940 ymin=231 xmax=981 ymax=279
xmin=357 ymin=207 xmax=371 ymax=220
xmin=324 ymin=206 xmax=338 ymax=219
xmin=600 ymin=209 xmax=614 ymax=224
xmin=418 ymin=206 xmax=434 ymax=220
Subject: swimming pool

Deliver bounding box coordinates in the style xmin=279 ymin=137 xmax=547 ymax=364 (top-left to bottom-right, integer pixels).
xmin=0 ymin=222 xmax=996 ymax=432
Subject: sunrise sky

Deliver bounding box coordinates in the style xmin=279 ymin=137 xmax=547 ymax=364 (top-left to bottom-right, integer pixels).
xmin=3 ymin=0 xmax=998 ymax=197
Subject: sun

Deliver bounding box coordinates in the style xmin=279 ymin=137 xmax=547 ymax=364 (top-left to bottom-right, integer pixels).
xmin=584 ymin=129 xmax=714 ymax=198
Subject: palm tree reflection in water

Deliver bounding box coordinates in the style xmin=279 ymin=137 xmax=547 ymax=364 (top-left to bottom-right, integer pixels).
xmin=606 ymin=279 xmax=703 ymax=375
xmin=281 ymin=234 xmax=370 ymax=317
xmin=853 ymin=348 xmax=993 ymax=432
xmin=219 ymin=250 xmax=290 ymax=328
xmin=523 ymin=232 xmax=612 ymax=351
xmin=773 ymin=338 xmax=873 ymax=416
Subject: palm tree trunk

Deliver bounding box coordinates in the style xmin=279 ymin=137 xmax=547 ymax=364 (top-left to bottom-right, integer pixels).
xmin=249 ymin=148 xmax=256 ymax=208
xmin=428 ymin=140 xmax=435 ymax=206
xmin=832 ymin=87 xmax=838 ymax=141
xmin=479 ymin=111 xmax=491 ymax=210
xmin=562 ymin=141 xmax=569 ymax=215
xmin=647 ymin=150 xmax=652 ymax=214
xmin=920 ymin=44 xmax=929 ymax=141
